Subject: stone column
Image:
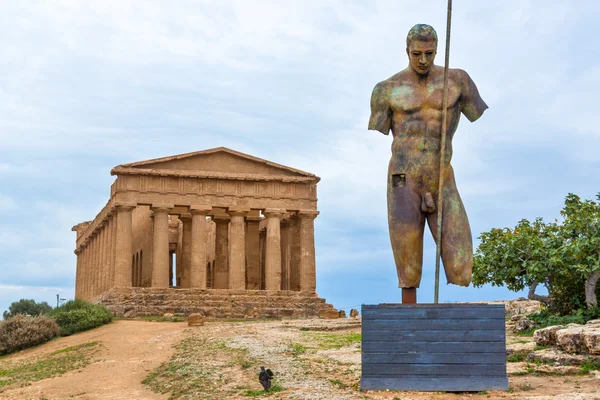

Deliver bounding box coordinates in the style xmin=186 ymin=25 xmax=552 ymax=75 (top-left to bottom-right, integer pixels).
xmin=151 ymin=204 xmax=173 ymax=288
xmin=245 ymin=214 xmax=262 ymax=290
xmin=228 ymin=208 xmax=248 ymax=290
xmin=110 ymin=212 xmax=117 ymax=289
xmin=190 ymin=205 xmax=211 ymax=289
xmin=114 ymin=203 xmax=136 ymax=287
xmin=212 ymin=214 xmax=230 ymax=289
xmin=99 ymin=222 xmax=107 ymax=294
xmin=91 ymin=230 xmax=99 ymax=297
xmin=289 ymin=216 xmax=301 ymax=291
xmin=280 ymin=219 xmax=291 ymax=290
xmin=298 ymin=210 xmax=319 ymax=292
xmin=264 ymin=208 xmax=285 ymax=291
xmin=74 ymin=248 xmax=82 ymax=299
xmin=106 ymin=213 xmax=115 ymax=291
xmin=179 ymin=213 xmax=193 ymax=288
xmin=82 ymin=240 xmax=89 ymax=300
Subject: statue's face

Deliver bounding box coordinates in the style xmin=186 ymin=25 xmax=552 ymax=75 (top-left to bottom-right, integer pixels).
xmin=407 ymin=40 xmax=437 ymax=75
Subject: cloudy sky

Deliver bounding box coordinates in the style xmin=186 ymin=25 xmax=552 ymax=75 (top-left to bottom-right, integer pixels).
xmin=1 ymin=1 xmax=599 ymax=315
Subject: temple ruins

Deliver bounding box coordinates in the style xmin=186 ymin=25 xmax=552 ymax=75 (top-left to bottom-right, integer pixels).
xmin=72 ymin=147 xmax=335 ymax=318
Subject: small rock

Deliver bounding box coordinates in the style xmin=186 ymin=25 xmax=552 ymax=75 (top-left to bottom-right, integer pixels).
xmin=513 ymin=317 xmax=537 ymax=333
xmin=319 ymin=309 xmax=339 ymax=319
xmin=534 ymin=325 xmax=565 ymax=346
xmin=527 ymin=348 xmax=589 ymax=366
xmin=556 ymin=327 xmax=586 ymax=354
xmin=533 ymin=365 xmax=580 ymax=375
xmin=511 ymin=315 xmax=525 ymax=322
xmin=123 ymin=309 xmax=137 ymax=318
xmin=338 ymin=310 xmax=347 ymax=318
xmin=583 ymin=328 xmax=600 ymax=355
xmin=586 ymin=319 xmax=600 ymax=327
xmin=350 ymin=309 xmax=359 ymax=318
xmin=188 ymin=313 xmax=205 ymax=327
xmin=162 ymin=313 xmax=174 ymax=318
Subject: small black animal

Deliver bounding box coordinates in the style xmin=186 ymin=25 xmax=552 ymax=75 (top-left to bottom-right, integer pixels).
xmin=258 ymin=366 xmax=274 ymax=391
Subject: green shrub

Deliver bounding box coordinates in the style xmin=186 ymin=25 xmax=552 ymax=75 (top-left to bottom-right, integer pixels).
xmin=0 ymin=315 xmax=60 ymax=355
xmin=528 ymin=307 xmax=600 ymax=331
xmin=50 ymin=300 xmax=112 ymax=336
xmin=3 ymin=299 xmax=53 ymax=319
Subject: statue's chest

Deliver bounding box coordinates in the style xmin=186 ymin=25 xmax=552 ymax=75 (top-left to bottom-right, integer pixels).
xmin=389 ymin=83 xmax=459 ymax=114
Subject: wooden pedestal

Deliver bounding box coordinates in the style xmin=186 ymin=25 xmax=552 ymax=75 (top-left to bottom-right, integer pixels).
xmin=361 ymin=304 xmax=508 ymax=392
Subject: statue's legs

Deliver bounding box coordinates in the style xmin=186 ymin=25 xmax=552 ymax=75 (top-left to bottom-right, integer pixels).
xmin=387 ymin=172 xmax=426 ymax=288
xmin=425 ymin=168 xmax=473 ymax=287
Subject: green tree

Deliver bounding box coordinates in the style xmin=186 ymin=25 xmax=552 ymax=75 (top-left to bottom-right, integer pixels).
xmin=558 ymin=193 xmax=600 ymax=308
xmin=3 ymin=299 xmax=53 ymax=319
xmin=473 ymin=193 xmax=600 ymax=312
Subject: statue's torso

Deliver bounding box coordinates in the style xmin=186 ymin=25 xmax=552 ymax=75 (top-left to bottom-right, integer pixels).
xmin=386 ymin=67 xmax=463 ymax=192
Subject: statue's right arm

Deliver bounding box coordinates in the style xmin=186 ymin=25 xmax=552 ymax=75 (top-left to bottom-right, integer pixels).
xmin=368 ymin=82 xmax=392 ymax=135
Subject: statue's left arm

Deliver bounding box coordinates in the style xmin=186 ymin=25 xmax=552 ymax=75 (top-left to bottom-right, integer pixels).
xmin=457 ymin=70 xmax=488 ymax=122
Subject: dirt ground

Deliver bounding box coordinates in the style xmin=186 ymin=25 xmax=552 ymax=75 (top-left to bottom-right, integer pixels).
xmin=1 ymin=318 xmax=599 ymax=400
xmin=0 ymin=320 xmax=186 ymax=400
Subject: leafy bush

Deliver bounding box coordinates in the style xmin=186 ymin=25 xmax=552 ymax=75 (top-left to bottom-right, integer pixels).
xmin=49 ymin=300 xmax=112 ymax=336
xmin=3 ymin=299 xmax=53 ymax=319
xmin=0 ymin=315 xmax=60 ymax=355
xmin=528 ymin=307 xmax=600 ymax=330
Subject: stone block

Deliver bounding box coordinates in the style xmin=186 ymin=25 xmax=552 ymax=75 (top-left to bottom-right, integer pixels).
xmin=338 ymin=310 xmax=347 ymax=318
xmin=320 ymin=309 xmax=339 ymax=319
xmin=586 ymin=319 xmax=600 ymax=327
xmin=350 ymin=309 xmax=359 ymax=318
xmin=188 ymin=313 xmax=205 ymax=326
xmin=583 ymin=328 xmax=600 ymax=355
xmin=534 ymin=325 xmax=565 ymax=346
xmin=556 ymin=327 xmax=586 ymax=354
xmin=512 ymin=316 xmax=536 ymax=333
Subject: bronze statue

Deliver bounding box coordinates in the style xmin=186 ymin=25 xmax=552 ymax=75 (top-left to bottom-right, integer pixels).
xmin=368 ymin=24 xmax=487 ymax=298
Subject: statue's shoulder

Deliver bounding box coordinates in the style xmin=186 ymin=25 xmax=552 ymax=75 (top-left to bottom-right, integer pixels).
xmin=448 ymin=68 xmax=473 ymax=86
xmin=372 ymin=69 xmax=410 ymax=94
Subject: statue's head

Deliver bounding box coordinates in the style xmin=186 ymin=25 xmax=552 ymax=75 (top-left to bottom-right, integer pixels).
xmin=406 ymin=24 xmax=438 ymax=75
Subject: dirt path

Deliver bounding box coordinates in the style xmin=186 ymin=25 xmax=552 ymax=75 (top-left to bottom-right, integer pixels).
xmin=1 ymin=318 xmax=599 ymax=400
xmin=0 ymin=320 xmax=187 ymax=400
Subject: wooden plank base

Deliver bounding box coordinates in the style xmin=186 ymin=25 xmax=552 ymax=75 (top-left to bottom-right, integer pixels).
xmin=361 ymin=304 xmax=508 ymax=392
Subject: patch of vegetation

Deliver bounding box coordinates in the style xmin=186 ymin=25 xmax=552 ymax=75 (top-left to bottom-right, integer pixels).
xmin=289 ymin=343 xmax=307 ymax=356
xmin=144 ymin=337 xmax=262 ymax=399
xmin=0 ymin=342 xmax=100 ymax=390
xmin=49 ymin=300 xmax=112 ymax=336
xmin=329 ymin=379 xmax=348 ymax=388
xmin=304 ymin=332 xmax=362 ymax=350
xmin=2 ymin=299 xmax=52 ymax=319
xmin=242 ymin=382 xmax=284 ymax=397
xmin=0 ymin=315 xmax=60 ymax=356
xmin=518 ymin=384 xmax=534 ymax=391
xmin=533 ymin=345 xmax=548 ymax=351
xmin=580 ymin=357 xmax=600 ymax=374
xmin=528 ymin=308 xmax=600 ymax=331
xmin=507 ymin=351 xmax=530 ymax=362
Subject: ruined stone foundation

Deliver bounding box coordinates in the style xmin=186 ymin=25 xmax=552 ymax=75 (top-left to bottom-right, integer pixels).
xmin=96 ymin=287 xmax=335 ymax=319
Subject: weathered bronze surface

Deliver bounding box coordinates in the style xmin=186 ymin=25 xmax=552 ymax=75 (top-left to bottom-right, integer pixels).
xmin=368 ymin=24 xmax=487 ymax=290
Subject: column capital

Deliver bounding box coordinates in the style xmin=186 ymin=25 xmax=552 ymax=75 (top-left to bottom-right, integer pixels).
xmin=114 ymin=202 xmax=137 ymax=212
xmin=151 ymin=203 xmax=174 ymax=213
xmin=298 ymin=210 xmax=319 ymax=220
xmin=228 ymin=207 xmax=249 ymax=217
xmin=264 ymin=208 xmax=286 ymax=219
xmin=190 ymin=204 xmax=212 ymax=215
xmin=212 ymin=213 xmax=231 ymax=223
xmin=179 ymin=212 xmax=193 ymax=221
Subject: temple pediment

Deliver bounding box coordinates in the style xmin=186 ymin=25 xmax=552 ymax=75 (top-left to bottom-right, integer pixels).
xmin=111 ymin=147 xmax=318 ymax=181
